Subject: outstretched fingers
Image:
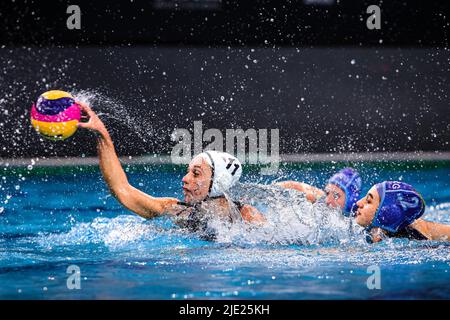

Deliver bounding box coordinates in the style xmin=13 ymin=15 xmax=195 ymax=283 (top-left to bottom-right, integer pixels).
xmin=76 ymin=100 xmax=95 ymax=117
xmin=77 ymin=120 xmax=89 ymax=128
xmin=76 ymin=101 xmax=92 ymax=129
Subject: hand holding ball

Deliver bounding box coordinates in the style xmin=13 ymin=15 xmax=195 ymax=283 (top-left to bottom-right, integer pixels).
xmin=31 ymin=90 xmax=80 ymax=140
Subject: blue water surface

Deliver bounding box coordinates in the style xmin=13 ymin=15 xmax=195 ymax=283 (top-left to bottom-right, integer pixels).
xmin=0 ymin=162 xmax=449 ymax=299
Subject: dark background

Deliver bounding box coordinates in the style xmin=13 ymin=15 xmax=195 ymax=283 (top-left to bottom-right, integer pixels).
xmin=1 ymin=0 xmax=449 ymax=47
xmin=0 ymin=0 xmax=449 ymax=158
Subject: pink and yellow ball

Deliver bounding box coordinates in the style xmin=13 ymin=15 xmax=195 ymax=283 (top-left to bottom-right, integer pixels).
xmin=31 ymin=90 xmax=80 ymax=141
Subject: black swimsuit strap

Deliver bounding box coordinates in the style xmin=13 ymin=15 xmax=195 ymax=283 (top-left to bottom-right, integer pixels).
xmin=175 ymin=201 xmax=195 ymax=216
xmin=366 ymin=225 xmax=428 ymax=242
xmin=176 ymin=200 xmax=193 ymax=207
xmin=176 ymin=196 xmax=224 ymax=208
xmin=176 ymin=196 xmax=243 ymax=216
xmin=386 ymin=226 xmax=428 ymax=241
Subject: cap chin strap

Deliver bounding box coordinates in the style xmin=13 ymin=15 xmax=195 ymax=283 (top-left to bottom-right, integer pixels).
xmin=203 ymin=151 xmax=215 ymax=196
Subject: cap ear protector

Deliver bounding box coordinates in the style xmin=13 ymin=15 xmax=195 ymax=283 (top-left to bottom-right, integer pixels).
xmin=194 ymin=151 xmax=242 ymax=197
xmin=368 ymin=181 xmax=425 ymax=233
xmin=202 ymin=152 xmax=215 ymax=195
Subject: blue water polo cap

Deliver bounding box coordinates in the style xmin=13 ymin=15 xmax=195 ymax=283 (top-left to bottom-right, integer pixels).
xmin=327 ymin=168 xmax=362 ymax=216
xmin=370 ymin=181 xmax=425 ymax=233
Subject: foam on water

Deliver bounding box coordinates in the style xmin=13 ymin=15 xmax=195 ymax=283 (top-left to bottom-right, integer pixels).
xmin=30 ymin=181 xmax=450 ymax=255
xmin=427 ymin=202 xmax=450 ymax=223
xmin=37 ymin=215 xmax=157 ymax=249
xmin=29 ymin=211 xmax=450 ymax=269
xmin=208 ymin=182 xmax=366 ymax=246
xmin=47 ymin=182 xmax=365 ymax=249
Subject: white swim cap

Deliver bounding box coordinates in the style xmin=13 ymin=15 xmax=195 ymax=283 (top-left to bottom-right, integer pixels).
xmin=194 ymin=150 xmax=242 ymax=197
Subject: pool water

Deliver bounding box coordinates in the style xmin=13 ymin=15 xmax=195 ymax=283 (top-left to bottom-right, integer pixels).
xmin=0 ymin=161 xmax=449 ymax=299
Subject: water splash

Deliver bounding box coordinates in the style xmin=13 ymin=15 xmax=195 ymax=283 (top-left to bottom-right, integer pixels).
xmin=197 ymin=182 xmax=367 ymax=245
xmin=72 ymin=89 xmax=166 ymax=148
xmin=37 ymin=215 xmax=158 ymax=249
xmin=14 ymin=178 xmax=450 ymax=267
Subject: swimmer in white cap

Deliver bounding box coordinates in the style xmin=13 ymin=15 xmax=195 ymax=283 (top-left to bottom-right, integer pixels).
xmin=77 ymin=102 xmax=265 ymax=239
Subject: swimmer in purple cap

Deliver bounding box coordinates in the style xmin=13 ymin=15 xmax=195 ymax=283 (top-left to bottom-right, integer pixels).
xmin=276 ymin=168 xmax=362 ymax=216
xmin=355 ymin=181 xmax=450 ymax=242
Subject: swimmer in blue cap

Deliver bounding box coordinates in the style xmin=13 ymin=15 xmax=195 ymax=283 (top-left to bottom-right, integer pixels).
xmin=276 ymin=168 xmax=362 ymax=216
xmin=355 ymin=181 xmax=450 ymax=242
xmin=76 ymin=102 xmax=265 ymax=239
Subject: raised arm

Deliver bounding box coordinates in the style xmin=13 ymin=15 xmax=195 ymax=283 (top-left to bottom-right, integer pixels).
xmin=76 ymin=101 xmax=179 ymax=219
xmin=410 ymin=219 xmax=450 ymax=241
xmin=275 ymin=181 xmax=325 ymax=203
xmin=240 ymin=204 xmax=266 ymax=224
